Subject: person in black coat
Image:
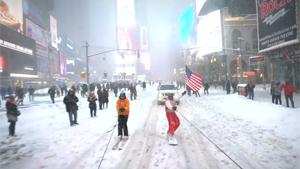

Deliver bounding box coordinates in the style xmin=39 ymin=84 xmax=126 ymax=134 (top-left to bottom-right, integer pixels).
xmin=48 ymin=86 xmax=56 ymax=103
xmin=87 ymin=92 xmax=97 ymax=117
xmin=63 ymin=90 xmax=79 ymax=126
xmin=28 ymin=86 xmax=35 ymax=102
xmin=226 ymin=80 xmax=231 ymax=94
xmin=6 ymin=95 xmax=21 ymax=136
xmin=97 ymin=88 xmax=104 ymax=110
xmin=15 ymin=86 xmax=24 ymax=105
xmin=129 ymin=84 xmax=137 ymax=100
xmin=113 ymin=84 xmax=118 ymax=97
xmin=142 ymin=81 xmax=146 ymax=90
xmin=204 ymin=82 xmax=210 ymax=95
xmin=246 ymin=81 xmax=255 ymax=100
xmin=103 ymin=88 xmax=109 ymax=109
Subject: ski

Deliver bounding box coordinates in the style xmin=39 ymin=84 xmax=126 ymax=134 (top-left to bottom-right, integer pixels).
xmin=118 ymin=138 xmax=128 ymax=150
xmin=112 ymin=138 xmax=122 ymax=150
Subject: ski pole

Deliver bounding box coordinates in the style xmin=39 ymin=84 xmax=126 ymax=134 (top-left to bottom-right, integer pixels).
xmin=97 ymin=120 xmax=118 ymax=169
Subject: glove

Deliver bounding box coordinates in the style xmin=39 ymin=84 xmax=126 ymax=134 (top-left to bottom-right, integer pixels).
xmin=119 ymin=108 xmax=125 ymax=112
xmin=172 ymin=106 xmax=177 ymax=111
xmin=182 ymin=91 xmax=187 ymax=96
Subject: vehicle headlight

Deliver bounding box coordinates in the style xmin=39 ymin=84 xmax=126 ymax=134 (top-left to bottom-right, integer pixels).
xmin=174 ymin=93 xmax=179 ymax=99
xmin=158 ymin=93 xmax=163 ymax=99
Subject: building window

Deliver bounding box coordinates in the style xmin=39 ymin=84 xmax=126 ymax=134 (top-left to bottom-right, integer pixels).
xmin=232 ymin=29 xmax=242 ymax=49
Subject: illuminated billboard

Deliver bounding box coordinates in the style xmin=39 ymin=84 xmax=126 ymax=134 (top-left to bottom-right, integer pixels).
xmin=116 ymin=0 xmax=135 ymax=27
xmin=196 ymin=2 xmax=222 ymax=57
xmin=0 ymin=23 xmax=37 ymax=78
xmin=117 ymin=27 xmax=134 ymax=49
xmin=0 ymin=53 xmax=4 ymax=72
xmin=25 ymin=18 xmax=49 ymax=58
xmin=179 ymin=4 xmax=195 ymax=44
xmin=50 ymin=15 xmax=58 ymax=49
xmin=0 ymin=0 xmax=23 ymax=32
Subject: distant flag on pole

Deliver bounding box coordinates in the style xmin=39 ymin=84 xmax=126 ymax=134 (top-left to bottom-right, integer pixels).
xmin=185 ymin=66 xmax=202 ymax=91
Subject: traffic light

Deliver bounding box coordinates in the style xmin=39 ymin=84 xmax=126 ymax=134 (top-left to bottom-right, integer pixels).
xmin=80 ymin=72 xmax=86 ymax=78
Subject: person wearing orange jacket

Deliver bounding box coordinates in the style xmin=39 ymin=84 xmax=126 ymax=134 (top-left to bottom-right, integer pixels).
xmin=282 ymin=81 xmax=295 ymax=108
xmin=116 ymin=91 xmax=130 ymax=140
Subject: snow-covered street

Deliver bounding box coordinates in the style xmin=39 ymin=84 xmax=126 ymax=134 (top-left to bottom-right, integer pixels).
xmin=0 ymin=85 xmax=299 ymax=169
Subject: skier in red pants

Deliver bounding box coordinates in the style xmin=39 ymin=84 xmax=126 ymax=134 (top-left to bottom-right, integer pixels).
xmin=165 ymin=91 xmax=186 ymax=142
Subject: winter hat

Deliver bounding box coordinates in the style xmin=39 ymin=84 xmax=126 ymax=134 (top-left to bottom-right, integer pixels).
xmin=68 ymin=89 xmax=75 ymax=94
xmin=119 ymin=91 xmax=126 ymax=99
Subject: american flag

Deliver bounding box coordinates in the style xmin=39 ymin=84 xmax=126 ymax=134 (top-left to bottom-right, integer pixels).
xmin=185 ymin=66 xmax=202 ymax=91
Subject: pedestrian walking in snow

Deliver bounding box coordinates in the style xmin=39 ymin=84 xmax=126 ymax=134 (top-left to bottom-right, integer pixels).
xmin=81 ymin=84 xmax=88 ymax=97
xmin=15 ymin=86 xmax=24 ymax=106
xmin=63 ymin=90 xmax=79 ymax=126
xmin=232 ymin=81 xmax=238 ymax=93
xmin=129 ymin=84 xmax=137 ymax=100
xmin=28 ymin=86 xmax=35 ymax=102
xmin=283 ymin=81 xmax=295 ymax=108
xmin=165 ymin=91 xmax=186 ymax=144
xmin=87 ymin=92 xmax=97 ymax=117
xmin=270 ymin=81 xmax=275 ymax=103
xmin=274 ymin=82 xmax=282 ymax=105
xmin=142 ymin=81 xmax=146 ymax=91
xmin=103 ymin=88 xmax=109 ymax=109
xmin=113 ymin=84 xmax=118 ymax=97
xmin=48 ymin=86 xmax=56 ymax=103
xmin=6 ymin=95 xmax=21 ymax=136
xmin=204 ymin=82 xmax=209 ymax=95
xmin=116 ymin=92 xmax=130 ymax=140
xmin=246 ymin=81 xmax=255 ymax=100
xmin=97 ymin=88 xmax=104 ymax=110
xmin=225 ymin=80 xmax=231 ymax=94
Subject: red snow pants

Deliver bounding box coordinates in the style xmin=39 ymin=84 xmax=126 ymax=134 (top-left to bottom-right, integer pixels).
xmin=166 ymin=111 xmax=180 ymax=135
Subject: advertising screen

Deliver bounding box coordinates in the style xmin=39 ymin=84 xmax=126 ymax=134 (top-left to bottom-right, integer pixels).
xmin=179 ymin=4 xmax=195 ymax=44
xmin=257 ymin=0 xmax=298 ymax=52
xmin=196 ymin=10 xmax=222 ymax=56
xmin=50 ymin=15 xmax=58 ymax=49
xmin=0 ymin=23 xmax=37 ymax=77
xmin=23 ymin=0 xmax=48 ymax=28
xmin=0 ymin=0 xmax=23 ymax=32
xmin=25 ymin=18 xmax=48 ymax=57
xmin=117 ymin=27 xmax=134 ymax=49
xmin=0 ymin=53 xmax=4 ymax=72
